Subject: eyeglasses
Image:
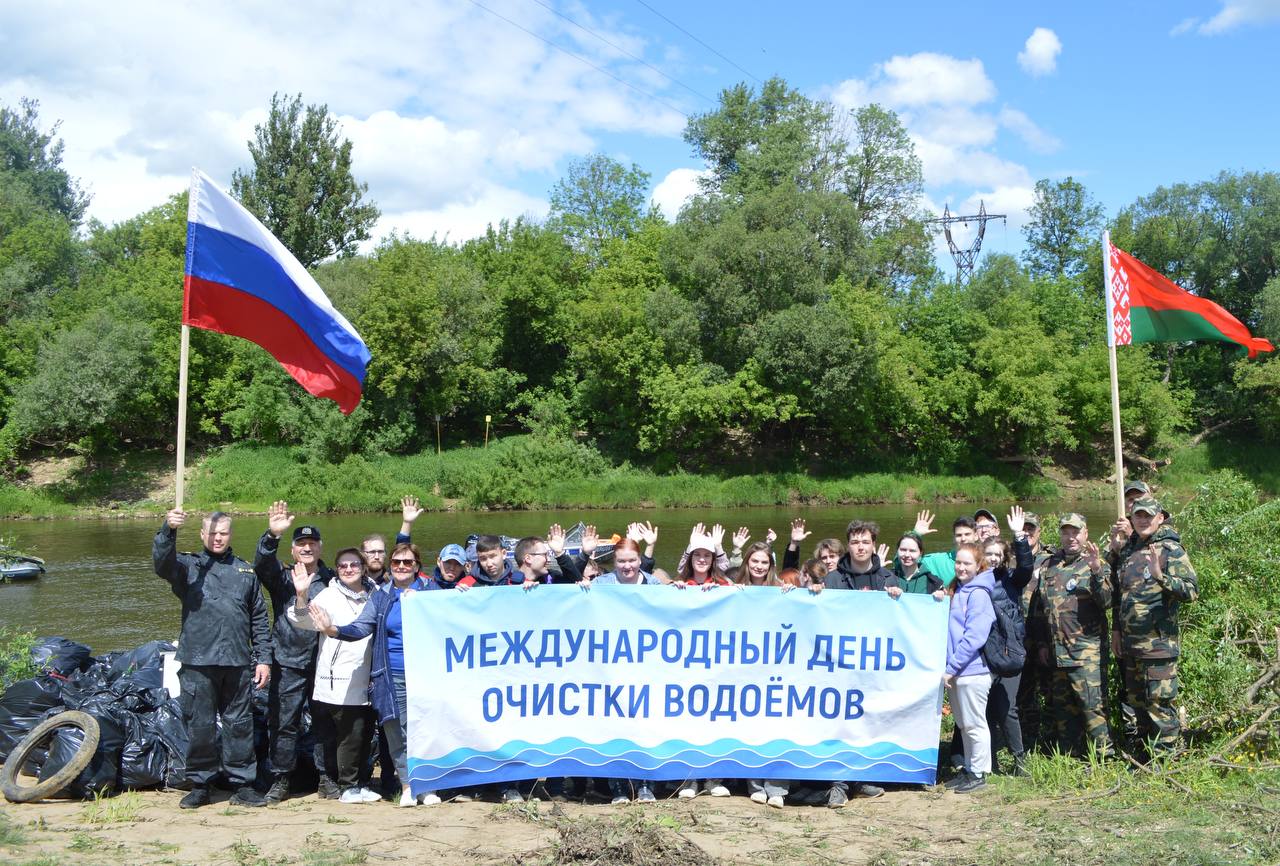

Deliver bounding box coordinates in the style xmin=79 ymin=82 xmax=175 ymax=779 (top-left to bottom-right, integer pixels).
xmin=337 ymin=562 xmax=363 ymax=570
xmin=391 ymin=558 xmax=418 ymax=567
xmin=363 ymin=549 xmax=385 ymax=556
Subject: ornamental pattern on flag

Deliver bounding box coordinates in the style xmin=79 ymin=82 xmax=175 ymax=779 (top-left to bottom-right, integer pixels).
xmin=1108 ymin=242 xmax=1132 ymax=346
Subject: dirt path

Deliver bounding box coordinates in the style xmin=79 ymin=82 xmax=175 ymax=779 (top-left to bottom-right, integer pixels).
xmin=0 ymin=786 xmax=1009 ymax=866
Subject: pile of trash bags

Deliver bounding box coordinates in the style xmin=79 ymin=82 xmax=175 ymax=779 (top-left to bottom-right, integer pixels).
xmin=0 ymin=637 xmax=187 ymax=798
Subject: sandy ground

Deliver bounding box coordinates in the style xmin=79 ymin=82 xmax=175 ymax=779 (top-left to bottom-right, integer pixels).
xmin=0 ymin=782 xmax=1009 ymax=866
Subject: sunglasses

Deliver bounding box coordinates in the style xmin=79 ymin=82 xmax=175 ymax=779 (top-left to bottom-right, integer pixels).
xmin=337 ymin=561 xmax=363 ymax=570
xmin=391 ymin=558 xmax=418 ymax=567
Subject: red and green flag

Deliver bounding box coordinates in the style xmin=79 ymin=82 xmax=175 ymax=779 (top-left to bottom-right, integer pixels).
xmin=1104 ymin=234 xmax=1274 ymax=358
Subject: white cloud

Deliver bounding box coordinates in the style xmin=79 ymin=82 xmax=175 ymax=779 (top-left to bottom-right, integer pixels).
xmin=1200 ymin=0 xmax=1280 ymax=33
xmin=377 ymin=185 xmax=548 ymax=245
xmin=0 ymin=0 xmax=688 ymax=244
xmin=998 ymin=107 xmax=1061 ymax=154
xmin=825 ymin=49 xmax=1056 ymax=253
xmin=1017 ymin=27 xmax=1062 ymax=77
xmin=651 ymin=167 xmax=708 ymax=219
xmin=1170 ymin=16 xmax=1200 ymax=35
xmin=877 ymin=53 xmax=996 ymax=106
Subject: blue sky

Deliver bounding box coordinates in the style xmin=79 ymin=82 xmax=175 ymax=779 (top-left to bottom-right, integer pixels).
xmin=2 ymin=0 xmax=1278 ymax=266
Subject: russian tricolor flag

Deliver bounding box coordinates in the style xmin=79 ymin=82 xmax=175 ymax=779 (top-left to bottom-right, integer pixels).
xmin=183 ymin=168 xmax=371 ymax=414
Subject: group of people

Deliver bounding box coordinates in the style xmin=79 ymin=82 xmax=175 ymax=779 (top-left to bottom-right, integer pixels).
xmin=152 ymin=480 xmax=1196 ymax=809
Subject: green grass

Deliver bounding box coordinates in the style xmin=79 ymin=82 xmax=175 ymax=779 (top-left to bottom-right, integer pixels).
xmin=1158 ymin=437 xmax=1280 ymax=498
xmin=80 ymin=791 xmax=144 ymax=825
xmin=0 ymin=810 xmax=26 ymax=847
xmin=0 ymin=482 xmax=74 ymax=519
xmin=175 ymin=436 xmax=1072 ymax=514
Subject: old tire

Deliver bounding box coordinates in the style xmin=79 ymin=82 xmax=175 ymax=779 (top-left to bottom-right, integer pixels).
xmin=1 ymin=710 xmax=100 ymax=803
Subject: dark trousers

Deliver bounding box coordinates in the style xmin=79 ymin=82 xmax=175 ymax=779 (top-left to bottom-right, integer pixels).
xmin=313 ymin=702 xmax=373 ymax=791
xmin=178 ymin=664 xmax=256 ymax=787
xmin=1017 ymin=658 xmax=1051 ymax=750
xmin=269 ymin=663 xmax=315 ymax=775
xmin=986 ymin=673 xmax=1025 ymax=758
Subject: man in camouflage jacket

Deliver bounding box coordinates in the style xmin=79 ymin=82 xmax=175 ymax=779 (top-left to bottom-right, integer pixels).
xmin=1037 ymin=513 xmax=1114 ymax=757
xmin=1102 ymin=497 xmax=1198 ymax=754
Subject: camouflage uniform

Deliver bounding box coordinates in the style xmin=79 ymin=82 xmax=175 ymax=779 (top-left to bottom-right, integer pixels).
xmin=1037 ymin=514 xmax=1113 ymax=757
xmin=1017 ymin=514 xmax=1054 ymax=751
xmin=1101 ymin=499 xmax=1198 ymax=753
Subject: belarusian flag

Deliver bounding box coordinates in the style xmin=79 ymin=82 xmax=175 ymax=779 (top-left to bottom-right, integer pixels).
xmin=1104 ymin=233 xmax=1273 ymax=358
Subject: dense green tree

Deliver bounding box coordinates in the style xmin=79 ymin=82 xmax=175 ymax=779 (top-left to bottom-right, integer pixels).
xmin=231 ymin=92 xmax=379 ymax=267
xmin=548 ymin=154 xmax=650 ymax=265
xmin=1022 ymin=177 xmax=1105 ymax=279
xmin=0 ymin=98 xmax=89 ymax=224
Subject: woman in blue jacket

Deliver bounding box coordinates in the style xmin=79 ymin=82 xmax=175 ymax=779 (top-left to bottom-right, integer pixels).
xmin=944 ymin=542 xmax=996 ymax=794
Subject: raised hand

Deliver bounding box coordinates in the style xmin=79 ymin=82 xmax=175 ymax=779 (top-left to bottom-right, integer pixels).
xmin=731 ymin=526 xmax=751 ymax=549
xmin=290 ymin=561 xmax=311 ymax=598
xmin=764 ymin=528 xmax=778 ymax=546
xmin=709 ymin=524 xmax=726 ymax=551
xmin=689 ymin=523 xmax=707 ymax=546
xmin=548 ymin=523 xmax=567 ymax=556
xmin=268 ymin=500 xmax=295 ymax=539
xmin=1083 ymin=540 xmax=1102 ymax=573
xmin=165 ymin=508 xmax=187 ymax=530
xmin=635 ymin=521 xmax=658 ymax=546
xmin=581 ymin=525 xmax=599 ymax=555
xmin=1006 ymin=505 xmax=1026 ymax=535
xmin=308 ymin=603 xmax=335 ymax=636
xmin=876 ymin=543 xmax=890 ymax=565
xmin=789 ymin=518 xmax=811 ymax=546
xmin=914 ymin=510 xmax=937 ymax=536
xmin=401 ymin=495 xmax=424 ymax=524
xmin=1146 ymin=546 xmax=1163 ymax=583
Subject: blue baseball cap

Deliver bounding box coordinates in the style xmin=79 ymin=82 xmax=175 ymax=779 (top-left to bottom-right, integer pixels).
xmin=438 ymin=544 xmax=467 ymax=565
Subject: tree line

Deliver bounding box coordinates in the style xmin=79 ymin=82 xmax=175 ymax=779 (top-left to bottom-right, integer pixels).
xmin=1 ymin=82 xmax=1278 ymax=475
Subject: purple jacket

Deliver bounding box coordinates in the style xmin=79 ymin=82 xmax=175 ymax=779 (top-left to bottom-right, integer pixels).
xmin=946 ymin=569 xmax=996 ymax=677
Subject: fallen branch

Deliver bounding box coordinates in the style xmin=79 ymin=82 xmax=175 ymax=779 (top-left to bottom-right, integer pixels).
xmin=1123 ymin=753 xmax=1195 ymax=796
xmin=1245 ymin=663 xmax=1280 ymax=706
xmin=1187 ymin=419 xmax=1235 ymax=447
xmin=1214 ymin=705 xmax=1280 ymax=759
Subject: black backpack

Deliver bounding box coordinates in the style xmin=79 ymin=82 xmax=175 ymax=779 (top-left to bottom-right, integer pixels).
xmin=973 ymin=585 xmax=1026 ymax=676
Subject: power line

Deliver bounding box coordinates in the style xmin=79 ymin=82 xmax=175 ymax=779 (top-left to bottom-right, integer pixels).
xmin=464 ymin=0 xmax=688 ymax=120
xmin=632 ymin=0 xmax=762 ymax=85
xmin=525 ymin=0 xmax=717 ymax=105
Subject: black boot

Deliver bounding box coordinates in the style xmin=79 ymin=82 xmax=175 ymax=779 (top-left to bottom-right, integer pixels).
xmin=179 ymin=787 xmax=211 ymax=809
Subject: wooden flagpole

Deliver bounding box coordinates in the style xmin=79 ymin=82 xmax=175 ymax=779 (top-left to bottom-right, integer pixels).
xmin=175 ymin=323 xmax=190 ymax=509
xmin=1102 ymin=230 xmax=1126 ymax=520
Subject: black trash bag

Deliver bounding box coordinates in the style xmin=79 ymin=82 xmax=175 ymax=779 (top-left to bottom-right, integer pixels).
xmin=29 ymin=637 xmax=92 ymax=676
xmin=37 ymin=707 xmax=126 ymax=798
xmin=116 ymin=711 xmax=168 ymax=790
xmin=110 ymin=668 xmax=169 ymax=714
xmin=0 ymin=676 xmax=66 ymax=765
xmin=140 ymin=700 xmax=188 ymax=788
xmin=107 ymin=641 xmax=175 ymax=683
xmin=64 ymin=664 xmax=110 ymax=700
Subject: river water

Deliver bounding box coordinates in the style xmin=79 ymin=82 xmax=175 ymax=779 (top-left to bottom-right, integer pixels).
xmin=0 ymin=501 xmax=1118 ymax=653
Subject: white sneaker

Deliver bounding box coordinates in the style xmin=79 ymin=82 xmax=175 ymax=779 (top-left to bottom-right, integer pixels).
xmin=417 ymin=791 xmax=441 ymax=806
xmin=398 ymin=790 xmax=416 ymax=807
xmin=749 ymin=790 xmax=768 ymax=804
xmin=358 ymin=787 xmax=381 ymax=803
xmin=676 ymin=783 xmax=697 ymax=800
xmin=636 ymin=785 xmax=656 ymax=803
xmin=339 ymin=788 xmax=366 ymax=804
xmin=708 ymin=784 xmax=731 ymax=798
xmin=611 ymin=795 xmax=630 ymax=805
xmin=766 ymin=795 xmax=785 ymax=809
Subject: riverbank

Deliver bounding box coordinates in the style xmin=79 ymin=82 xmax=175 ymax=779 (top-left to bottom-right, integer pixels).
xmin=1 ymin=434 xmax=1275 ymax=519
xmin=0 ymin=751 xmax=1275 ymax=866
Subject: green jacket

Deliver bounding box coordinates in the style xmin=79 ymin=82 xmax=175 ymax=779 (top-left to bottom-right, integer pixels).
xmin=1038 ymin=550 xmax=1109 ymax=668
xmin=1103 ymin=525 xmax=1197 ymax=660
xmin=919 ymin=550 xmax=956 ymax=588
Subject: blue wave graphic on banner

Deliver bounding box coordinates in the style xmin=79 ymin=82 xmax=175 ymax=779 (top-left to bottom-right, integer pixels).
xmin=407 ymin=738 xmax=939 ymax=790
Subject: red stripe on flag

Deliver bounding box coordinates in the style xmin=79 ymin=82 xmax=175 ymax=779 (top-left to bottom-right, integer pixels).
xmin=1113 ymin=247 xmax=1274 ymax=357
xmin=184 ymin=275 xmax=364 ymax=413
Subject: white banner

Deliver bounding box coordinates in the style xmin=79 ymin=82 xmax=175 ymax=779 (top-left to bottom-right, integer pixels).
xmin=403 ymin=585 xmax=947 ymax=791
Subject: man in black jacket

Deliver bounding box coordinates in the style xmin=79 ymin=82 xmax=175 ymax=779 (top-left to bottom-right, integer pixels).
xmin=255 ymin=500 xmax=334 ymax=803
xmin=154 ymin=509 xmax=271 ymax=809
